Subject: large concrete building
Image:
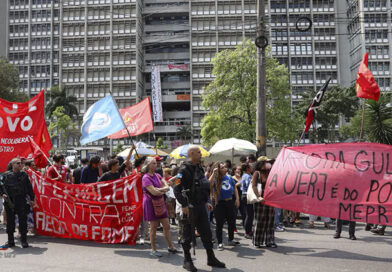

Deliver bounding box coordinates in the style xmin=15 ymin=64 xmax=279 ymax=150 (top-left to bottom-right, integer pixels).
xmin=4 ymin=0 xmax=392 ymax=148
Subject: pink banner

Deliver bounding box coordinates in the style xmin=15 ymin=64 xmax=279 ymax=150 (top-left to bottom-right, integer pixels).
xmin=264 ymin=143 xmax=392 ymax=226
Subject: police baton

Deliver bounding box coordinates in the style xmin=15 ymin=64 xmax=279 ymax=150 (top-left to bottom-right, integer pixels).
xmin=181 ymin=189 xmax=196 ymax=256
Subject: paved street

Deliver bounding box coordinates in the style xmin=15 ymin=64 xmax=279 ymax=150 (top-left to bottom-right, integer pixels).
xmin=0 ymin=221 xmax=391 ymax=272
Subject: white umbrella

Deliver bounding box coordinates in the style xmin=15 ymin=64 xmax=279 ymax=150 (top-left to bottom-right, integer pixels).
xmin=209 ymin=138 xmax=257 ymax=161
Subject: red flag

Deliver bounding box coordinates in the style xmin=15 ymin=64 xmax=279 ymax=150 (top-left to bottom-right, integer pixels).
xmin=356 ymin=52 xmax=380 ymax=101
xmin=28 ymin=136 xmax=49 ymax=168
xmin=0 ymin=90 xmax=52 ymax=171
xmin=108 ymin=97 xmax=154 ymax=139
xmin=304 ymin=78 xmax=331 ymax=132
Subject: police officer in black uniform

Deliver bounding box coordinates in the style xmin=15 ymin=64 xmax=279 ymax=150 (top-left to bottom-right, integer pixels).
xmin=0 ymin=157 xmax=35 ymax=248
xmin=174 ymin=146 xmax=225 ymax=272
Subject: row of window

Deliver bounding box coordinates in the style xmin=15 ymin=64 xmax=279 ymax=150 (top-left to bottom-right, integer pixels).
xmin=191 ymin=19 xmax=257 ymax=31
xmin=270 ymin=0 xmax=334 ymax=9
xmin=63 ymin=6 xmax=136 ymax=21
xmin=367 ymin=45 xmax=389 ymax=56
xmin=191 ymin=3 xmax=256 ymax=15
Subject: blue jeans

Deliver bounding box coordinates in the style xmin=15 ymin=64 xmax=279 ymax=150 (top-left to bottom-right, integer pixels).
xmin=274 ymin=208 xmax=282 ymax=227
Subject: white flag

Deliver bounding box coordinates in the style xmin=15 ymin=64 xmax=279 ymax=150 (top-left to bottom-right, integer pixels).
xmin=151 ymin=65 xmax=163 ymax=122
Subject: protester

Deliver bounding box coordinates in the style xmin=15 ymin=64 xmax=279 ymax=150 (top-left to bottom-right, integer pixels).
xmin=155 ymin=156 xmax=164 ymax=176
xmin=120 ymin=157 xmax=133 ymax=177
xmin=163 ymin=168 xmax=176 ymax=226
xmin=334 ymin=219 xmax=356 ymax=240
xmin=141 ymin=157 xmax=179 ymax=257
xmin=25 ymin=160 xmax=38 ymax=171
xmin=240 ymin=163 xmax=254 ymax=239
xmin=371 ymin=225 xmax=386 ymax=235
xmin=98 ymin=146 xmax=134 ymax=182
xmin=209 ymin=162 xmax=240 ymax=251
xmin=252 ymin=158 xmax=277 ymax=248
xmin=308 ymin=215 xmax=331 ymax=229
xmin=46 ymin=154 xmax=68 ymax=183
xmin=72 ymin=158 xmax=88 ymax=184
xmin=1 ymin=158 xmax=35 ymax=248
xmin=80 ymin=156 xmax=103 ymax=184
xmin=133 ymin=156 xmax=147 ymax=174
xmin=239 ymin=155 xmax=247 ymax=164
xmin=174 ymin=146 xmax=225 ymax=272
xmin=233 ymin=165 xmax=246 ymax=229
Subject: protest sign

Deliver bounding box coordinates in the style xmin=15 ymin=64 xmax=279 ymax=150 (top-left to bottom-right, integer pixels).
xmin=28 ymin=170 xmax=143 ymax=244
xmin=264 ymin=143 xmax=392 ymax=226
xmin=0 ymin=90 xmax=51 ymax=171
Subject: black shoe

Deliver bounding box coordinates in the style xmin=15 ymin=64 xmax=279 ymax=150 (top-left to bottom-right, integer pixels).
xmin=349 ymin=235 xmax=357 ymax=240
xmin=22 ymin=241 xmax=29 ymax=248
xmin=183 ymin=260 xmax=197 ymax=272
xmin=371 ymin=229 xmax=385 ymax=235
xmin=333 ymin=233 xmax=340 ymax=239
xmin=168 ymin=247 xmax=181 ymax=254
xmin=207 ymin=249 xmax=226 ymax=268
xmin=365 ymin=224 xmax=372 ymax=231
xmin=3 ymin=241 xmax=15 ymax=248
xmin=266 ymin=243 xmax=278 ymax=248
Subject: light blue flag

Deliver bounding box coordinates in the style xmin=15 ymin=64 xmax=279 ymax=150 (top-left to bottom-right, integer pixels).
xmin=80 ymin=95 xmax=125 ymax=145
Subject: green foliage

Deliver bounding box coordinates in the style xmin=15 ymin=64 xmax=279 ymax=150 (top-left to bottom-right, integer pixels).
xmin=201 ymin=39 xmax=301 ymax=146
xmin=0 ymin=57 xmax=29 ymax=102
xmin=155 ymin=137 xmax=167 ymax=149
xmin=113 ymin=143 xmax=124 ymax=155
xmin=295 ymin=85 xmax=360 ymax=143
xmin=46 ymin=85 xmax=78 ymax=118
xmin=48 ymin=106 xmax=76 ymax=149
xmin=341 ymin=94 xmax=392 ymax=144
xmin=176 ymin=125 xmax=192 ymax=141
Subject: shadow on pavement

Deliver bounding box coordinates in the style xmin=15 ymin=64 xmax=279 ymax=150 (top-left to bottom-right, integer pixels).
xmin=10 ymin=245 xmax=48 ymax=255
xmin=358 ymin=233 xmax=392 ymax=245
xmin=29 ymin=235 xmax=135 ymax=249
xmin=299 ymin=249 xmax=392 ymax=263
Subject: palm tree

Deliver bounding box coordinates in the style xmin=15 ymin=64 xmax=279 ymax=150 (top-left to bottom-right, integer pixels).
xmin=176 ymin=125 xmax=192 ymax=141
xmin=46 ymin=85 xmax=78 ymax=118
xmin=365 ymin=94 xmax=392 ymax=144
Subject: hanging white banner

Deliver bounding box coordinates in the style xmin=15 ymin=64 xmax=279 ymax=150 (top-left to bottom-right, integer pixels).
xmin=151 ymin=65 xmax=163 ymax=122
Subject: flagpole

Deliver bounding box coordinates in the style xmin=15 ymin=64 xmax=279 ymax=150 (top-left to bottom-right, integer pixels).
xmin=298 ymin=129 xmax=306 ymax=146
xmin=359 ymin=99 xmax=366 ymax=141
xmin=28 ymin=136 xmax=60 ymax=177
xmin=109 ymin=95 xmax=139 ymax=158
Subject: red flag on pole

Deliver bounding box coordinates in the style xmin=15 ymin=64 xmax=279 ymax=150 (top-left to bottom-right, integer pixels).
xmin=356 ymin=52 xmax=380 ymax=101
xmin=28 ymin=135 xmax=50 ymax=168
xmin=304 ymin=78 xmax=331 ymax=132
xmin=108 ymin=97 xmax=154 ymax=139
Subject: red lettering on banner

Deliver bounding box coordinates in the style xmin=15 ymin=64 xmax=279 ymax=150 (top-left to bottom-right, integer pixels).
xmin=29 ymin=170 xmax=143 ymax=245
xmin=264 ymin=143 xmax=392 ymax=226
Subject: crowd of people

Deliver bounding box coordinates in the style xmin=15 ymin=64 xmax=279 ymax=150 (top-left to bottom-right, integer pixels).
xmin=0 ymin=145 xmax=388 ymax=271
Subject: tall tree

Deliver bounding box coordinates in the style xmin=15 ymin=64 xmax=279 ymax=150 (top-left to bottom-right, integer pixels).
xmin=201 ymin=39 xmax=301 ymax=146
xmin=46 ymin=85 xmax=78 ymax=118
xmin=176 ymin=125 xmax=192 ymax=141
xmin=295 ymin=85 xmax=360 ymax=143
xmin=0 ymin=57 xmax=29 ymax=102
xmin=48 ymin=106 xmax=77 ymax=151
xmin=340 ymin=94 xmax=392 ymax=144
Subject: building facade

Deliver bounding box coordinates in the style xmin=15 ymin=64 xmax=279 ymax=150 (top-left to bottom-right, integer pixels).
xmin=346 ymin=0 xmax=391 ymax=91
xmin=5 ymin=0 xmax=392 ymax=148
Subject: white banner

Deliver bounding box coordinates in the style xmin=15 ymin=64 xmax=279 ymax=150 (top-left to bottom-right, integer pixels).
xmin=151 ymin=65 xmax=163 ymax=122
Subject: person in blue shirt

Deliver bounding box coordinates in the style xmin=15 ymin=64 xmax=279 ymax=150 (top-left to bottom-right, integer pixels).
xmin=209 ymin=162 xmax=240 ymax=251
xmin=240 ymin=163 xmax=254 ymax=239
